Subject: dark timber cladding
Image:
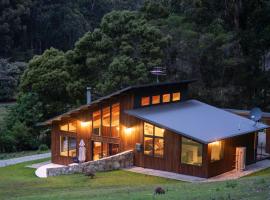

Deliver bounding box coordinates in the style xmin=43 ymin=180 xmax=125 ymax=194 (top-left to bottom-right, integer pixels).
xmin=46 ymin=80 xmax=269 ymax=178
xmin=225 ymin=109 xmax=270 ymax=154
xmin=132 ymin=115 xmax=256 ymax=178
xmin=49 ymin=81 xmax=190 ymax=166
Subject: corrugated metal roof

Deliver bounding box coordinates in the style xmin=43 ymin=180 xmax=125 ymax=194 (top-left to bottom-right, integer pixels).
xmin=39 ymin=80 xmax=196 ymax=125
xmin=125 ymin=100 xmax=269 ymax=144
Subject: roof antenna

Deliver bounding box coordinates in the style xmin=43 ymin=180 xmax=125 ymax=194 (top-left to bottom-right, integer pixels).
xmin=238 ymin=121 xmax=241 ymax=130
xmin=249 ymin=107 xmax=262 ymax=127
xmin=150 ymin=66 xmax=166 ymax=83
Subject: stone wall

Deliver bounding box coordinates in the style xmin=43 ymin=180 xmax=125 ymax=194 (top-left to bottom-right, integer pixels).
xmin=47 ymin=150 xmax=134 ymax=177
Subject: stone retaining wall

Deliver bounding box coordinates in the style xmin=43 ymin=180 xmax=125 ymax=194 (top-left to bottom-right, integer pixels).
xmin=47 ymin=150 xmax=134 ymax=177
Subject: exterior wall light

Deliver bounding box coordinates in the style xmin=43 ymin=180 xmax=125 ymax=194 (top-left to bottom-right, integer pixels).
xmin=125 ymin=127 xmax=133 ymax=135
xmin=209 ymin=141 xmax=220 ymax=146
xmin=80 ymin=121 xmax=90 ymax=127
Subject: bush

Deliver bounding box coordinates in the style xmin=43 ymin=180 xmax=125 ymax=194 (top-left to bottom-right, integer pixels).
xmin=38 ymin=144 xmax=49 ymax=151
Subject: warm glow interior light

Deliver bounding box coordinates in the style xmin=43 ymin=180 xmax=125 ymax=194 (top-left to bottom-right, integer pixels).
xmin=210 ymin=141 xmax=220 ymax=146
xmin=80 ymin=121 xmax=90 ymax=127
xmin=125 ymin=127 xmax=132 ymax=135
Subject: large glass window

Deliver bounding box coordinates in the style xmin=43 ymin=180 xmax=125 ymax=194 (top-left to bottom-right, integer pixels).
xmin=60 ymin=121 xmax=77 ymax=132
xmin=93 ymin=111 xmax=101 ymax=136
xmin=102 ymin=107 xmax=111 ymax=137
xmin=68 ymin=122 xmax=76 ymax=132
xmin=93 ymin=103 xmax=120 ymax=137
xmin=60 ymin=124 xmax=68 ymax=132
xmin=143 ymin=122 xmax=164 ymax=158
xmin=181 ymin=137 xmax=202 ymax=166
xmin=93 ymin=141 xmax=102 ymax=161
xmin=111 ymin=103 xmax=120 ymax=137
xmin=144 ymin=122 xmax=154 ymax=136
xmin=210 ymin=141 xmax=224 ymax=162
xmin=144 ymin=137 xmax=154 ymax=156
xmin=102 ymin=143 xmax=109 ymax=157
xmin=60 ymin=136 xmax=68 ymax=156
xmin=154 ymin=138 xmax=164 ymax=157
xmin=155 ymin=126 xmax=164 ymax=137
xmin=68 ymin=137 xmax=77 ymax=157
xmin=92 ymin=141 xmax=119 ymax=160
xmin=60 ymin=136 xmax=77 ymax=157
xmin=109 ymin=144 xmax=119 ymax=155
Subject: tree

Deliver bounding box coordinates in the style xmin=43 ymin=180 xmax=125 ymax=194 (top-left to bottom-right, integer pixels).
xmin=0 ymin=59 xmax=26 ymax=101
xmin=20 ymin=48 xmax=72 ymax=117
xmin=69 ymin=10 xmax=170 ymax=95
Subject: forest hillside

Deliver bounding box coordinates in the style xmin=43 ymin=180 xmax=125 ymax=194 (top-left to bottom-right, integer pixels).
xmin=0 ymin=0 xmax=269 ymax=152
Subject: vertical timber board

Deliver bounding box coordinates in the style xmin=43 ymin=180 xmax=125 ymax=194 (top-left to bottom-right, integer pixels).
xmin=207 ymin=132 xmax=256 ymax=177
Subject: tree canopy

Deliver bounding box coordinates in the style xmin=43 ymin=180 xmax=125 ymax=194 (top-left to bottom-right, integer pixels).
xmin=1 ymin=0 xmax=270 ymax=152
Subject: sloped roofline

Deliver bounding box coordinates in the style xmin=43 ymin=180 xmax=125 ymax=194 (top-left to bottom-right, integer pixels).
xmin=125 ymin=100 xmax=269 ymax=144
xmin=39 ymin=80 xmax=196 ymax=126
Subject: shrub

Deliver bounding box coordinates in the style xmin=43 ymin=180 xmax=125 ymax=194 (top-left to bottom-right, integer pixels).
xmin=38 ymin=144 xmax=49 ymax=151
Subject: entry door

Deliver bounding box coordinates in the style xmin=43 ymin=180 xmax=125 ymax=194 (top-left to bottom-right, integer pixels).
xmin=257 ymin=129 xmax=269 ymax=160
xmin=92 ymin=141 xmax=102 ymax=161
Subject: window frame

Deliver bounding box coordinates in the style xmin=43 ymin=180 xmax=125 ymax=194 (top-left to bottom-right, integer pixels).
xmin=180 ymin=137 xmax=203 ymax=167
xmin=59 ymin=121 xmax=77 ymax=133
xmin=92 ymin=102 xmax=120 ymax=138
xmin=143 ymin=122 xmax=164 ymax=158
xmin=92 ymin=140 xmax=120 ymax=160
xmin=152 ymin=95 xmax=160 ymax=105
xmin=162 ymin=93 xmax=171 ymax=103
xmin=59 ymin=135 xmax=77 ymax=158
xmin=93 ymin=110 xmax=101 ymax=136
xmin=141 ymin=96 xmax=150 ymax=106
xmin=172 ymin=92 xmax=181 ymax=102
xmin=111 ymin=103 xmax=120 ymax=138
xmin=102 ymin=106 xmax=111 ymax=137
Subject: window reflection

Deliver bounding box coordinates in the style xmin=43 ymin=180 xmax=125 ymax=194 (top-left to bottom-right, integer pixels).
xmin=111 ymin=103 xmax=120 ymax=137
xmin=210 ymin=141 xmax=224 ymax=162
xmin=60 ymin=136 xmax=76 ymax=157
xmin=181 ymin=137 xmax=202 ymax=166
xmin=143 ymin=122 xmax=164 ymax=158
xmin=102 ymin=107 xmax=110 ymax=137
xmin=93 ymin=111 xmax=101 ymax=136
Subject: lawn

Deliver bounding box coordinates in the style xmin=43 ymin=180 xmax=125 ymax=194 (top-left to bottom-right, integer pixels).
xmin=0 ymin=159 xmax=269 ymax=200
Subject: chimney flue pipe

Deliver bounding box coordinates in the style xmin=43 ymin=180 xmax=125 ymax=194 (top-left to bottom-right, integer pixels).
xmin=86 ymin=87 xmax=91 ymax=104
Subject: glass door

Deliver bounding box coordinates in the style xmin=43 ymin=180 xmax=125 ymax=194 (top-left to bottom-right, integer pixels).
xmin=92 ymin=141 xmax=102 ymax=161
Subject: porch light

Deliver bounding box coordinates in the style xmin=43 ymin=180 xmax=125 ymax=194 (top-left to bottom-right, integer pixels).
xmin=80 ymin=121 xmax=91 ymax=127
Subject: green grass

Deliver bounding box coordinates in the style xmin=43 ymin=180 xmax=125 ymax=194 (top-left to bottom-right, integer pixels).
xmin=0 ymin=150 xmax=50 ymax=160
xmin=0 ymin=159 xmax=270 ymax=200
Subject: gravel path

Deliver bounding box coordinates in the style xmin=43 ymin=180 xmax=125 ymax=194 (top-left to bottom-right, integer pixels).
xmin=0 ymin=153 xmax=51 ymax=167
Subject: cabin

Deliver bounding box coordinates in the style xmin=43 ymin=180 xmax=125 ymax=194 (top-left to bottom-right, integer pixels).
xmin=42 ymin=80 xmax=269 ymax=178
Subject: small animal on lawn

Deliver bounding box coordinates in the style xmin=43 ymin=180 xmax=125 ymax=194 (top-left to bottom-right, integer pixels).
xmin=84 ymin=171 xmax=95 ymax=179
xmin=154 ymin=187 xmax=165 ymax=195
